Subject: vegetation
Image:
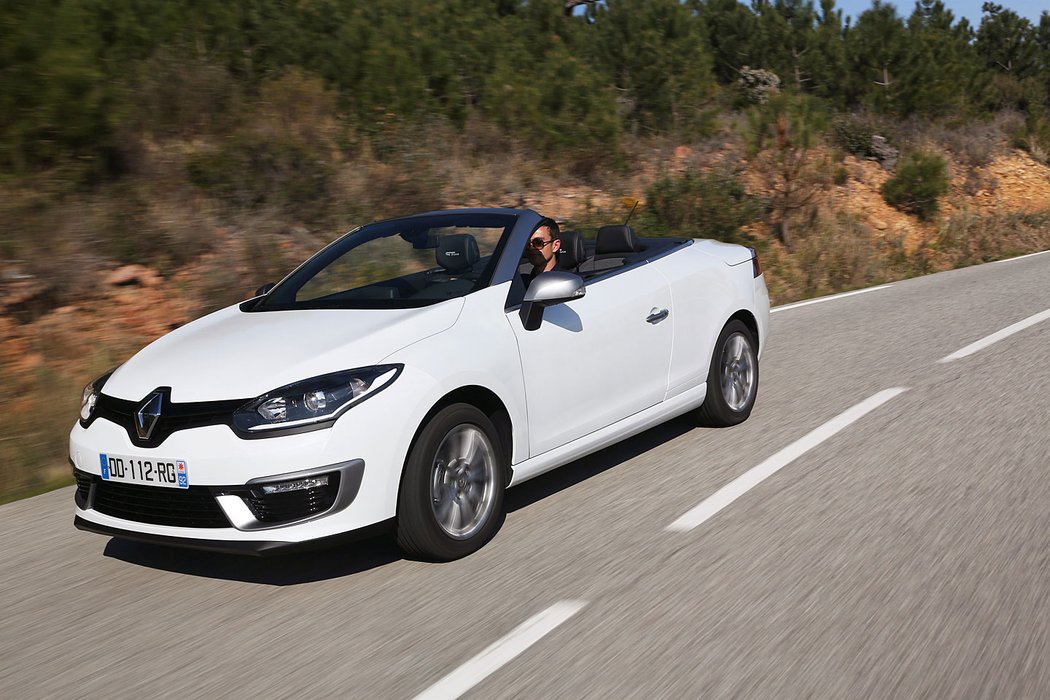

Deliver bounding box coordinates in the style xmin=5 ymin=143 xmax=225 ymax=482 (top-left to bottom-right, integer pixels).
xmin=645 ymin=169 xmax=759 ymax=242
xmin=3 ymin=0 xmax=1050 ymax=179
xmin=3 ymin=0 xmax=1050 ymax=501
xmin=881 ymin=151 xmax=951 ymax=219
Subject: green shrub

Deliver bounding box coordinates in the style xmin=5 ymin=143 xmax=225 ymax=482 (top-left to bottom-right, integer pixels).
xmin=1016 ymin=112 xmax=1050 ymax=164
xmin=644 ymin=169 xmax=760 ymax=241
xmin=880 ymin=151 xmax=949 ymax=220
xmin=187 ymin=134 xmax=334 ymax=221
xmin=833 ymin=115 xmax=876 ymax=158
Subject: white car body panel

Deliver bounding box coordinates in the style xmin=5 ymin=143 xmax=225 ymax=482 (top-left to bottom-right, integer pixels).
xmin=376 ymin=282 xmax=531 ymax=467
xmin=508 ymin=383 xmax=706 ymax=485
xmin=508 ymin=263 xmax=673 ymax=457
xmin=104 ymin=301 xmax=464 ymax=402
xmin=657 ymin=241 xmax=770 ymax=400
xmin=70 ymin=209 xmax=769 ymax=553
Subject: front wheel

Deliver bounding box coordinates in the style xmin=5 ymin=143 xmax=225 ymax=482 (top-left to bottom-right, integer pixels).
xmin=694 ymin=319 xmax=759 ymax=427
xmin=396 ymin=404 xmax=506 ymax=561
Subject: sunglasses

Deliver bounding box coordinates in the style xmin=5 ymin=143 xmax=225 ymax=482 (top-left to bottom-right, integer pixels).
xmin=530 ymin=237 xmax=554 ymax=249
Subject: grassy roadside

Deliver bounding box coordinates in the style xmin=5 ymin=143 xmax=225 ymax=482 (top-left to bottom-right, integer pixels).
xmin=0 ymin=473 xmax=75 ymax=507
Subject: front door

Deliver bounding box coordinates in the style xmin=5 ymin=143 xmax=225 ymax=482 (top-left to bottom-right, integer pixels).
xmin=508 ymin=265 xmax=673 ymax=457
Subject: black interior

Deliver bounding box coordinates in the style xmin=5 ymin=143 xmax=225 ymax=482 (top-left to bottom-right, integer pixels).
xmin=258 ymin=220 xmax=690 ymax=312
xmin=557 ymin=231 xmax=587 ymax=272
xmin=511 ymin=226 xmax=688 ymax=311
xmin=436 ymin=234 xmax=481 ymax=274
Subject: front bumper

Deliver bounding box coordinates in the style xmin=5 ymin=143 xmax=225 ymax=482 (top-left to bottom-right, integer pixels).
xmin=73 ymin=460 xmax=365 ymax=531
xmin=69 ymin=376 xmax=425 ymax=549
xmin=73 ymin=515 xmax=392 ymax=556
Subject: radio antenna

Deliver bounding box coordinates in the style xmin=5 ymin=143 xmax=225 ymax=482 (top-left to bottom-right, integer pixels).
xmin=623 ymin=200 xmax=639 ymax=227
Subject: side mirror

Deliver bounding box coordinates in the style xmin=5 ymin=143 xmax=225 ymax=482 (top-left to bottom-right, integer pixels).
xmin=519 ymin=271 xmax=586 ymax=331
xmin=255 ymin=282 xmax=276 ymax=297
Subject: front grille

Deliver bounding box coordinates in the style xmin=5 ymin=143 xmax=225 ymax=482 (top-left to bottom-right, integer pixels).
xmin=88 ymin=474 xmax=231 ymax=528
xmin=244 ymin=473 xmax=340 ymax=524
xmin=93 ymin=391 xmax=246 ymax=448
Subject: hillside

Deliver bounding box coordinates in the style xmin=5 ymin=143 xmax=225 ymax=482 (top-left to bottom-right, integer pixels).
xmin=4 ymin=136 xmax=1050 ymax=503
xmin=4 ymin=0 xmax=1050 ymax=501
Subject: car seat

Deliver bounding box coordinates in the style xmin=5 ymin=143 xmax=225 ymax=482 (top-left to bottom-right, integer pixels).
xmin=557 ymin=230 xmax=587 ymax=273
xmin=578 ymin=225 xmax=640 ymax=275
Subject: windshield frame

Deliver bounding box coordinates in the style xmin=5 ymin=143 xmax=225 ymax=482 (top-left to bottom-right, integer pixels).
xmin=249 ymin=210 xmax=535 ymax=311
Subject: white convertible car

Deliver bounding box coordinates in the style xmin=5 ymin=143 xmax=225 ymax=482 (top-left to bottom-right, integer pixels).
xmin=71 ymin=208 xmax=769 ymax=560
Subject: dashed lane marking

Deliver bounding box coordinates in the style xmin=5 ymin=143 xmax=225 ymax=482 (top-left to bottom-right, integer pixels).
xmin=413 ymin=600 xmax=588 ymax=700
xmin=938 ymin=308 xmax=1050 ymax=363
xmin=667 ymin=388 xmax=908 ymax=532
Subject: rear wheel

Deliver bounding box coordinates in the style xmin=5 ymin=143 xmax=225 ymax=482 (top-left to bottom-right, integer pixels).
xmin=694 ymin=319 xmax=759 ymax=427
xmin=396 ymin=404 xmax=506 ymax=561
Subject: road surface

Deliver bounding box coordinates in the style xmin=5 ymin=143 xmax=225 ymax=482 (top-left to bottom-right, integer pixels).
xmin=3 ymin=251 xmax=1050 ymax=698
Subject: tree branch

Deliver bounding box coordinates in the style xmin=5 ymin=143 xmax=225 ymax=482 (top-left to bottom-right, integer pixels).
xmin=565 ymin=0 xmax=598 ymax=15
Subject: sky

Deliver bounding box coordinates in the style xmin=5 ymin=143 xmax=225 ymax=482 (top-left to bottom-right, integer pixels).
xmin=833 ymin=0 xmax=1047 ymax=27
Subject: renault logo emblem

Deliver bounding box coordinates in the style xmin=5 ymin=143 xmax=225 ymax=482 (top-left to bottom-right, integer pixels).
xmin=136 ymin=392 xmax=163 ymax=440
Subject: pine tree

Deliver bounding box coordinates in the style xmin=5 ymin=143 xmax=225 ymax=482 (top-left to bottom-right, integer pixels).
xmin=845 ymin=1 xmax=907 ymax=112
xmin=695 ymin=0 xmax=759 ymax=84
xmin=804 ymin=0 xmax=848 ymax=104
xmin=590 ymin=0 xmax=716 ymax=133
xmin=895 ymin=0 xmax=976 ymax=117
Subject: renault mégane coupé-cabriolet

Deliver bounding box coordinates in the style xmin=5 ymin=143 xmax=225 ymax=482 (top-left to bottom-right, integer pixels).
xmin=71 ymin=208 xmax=769 ymax=560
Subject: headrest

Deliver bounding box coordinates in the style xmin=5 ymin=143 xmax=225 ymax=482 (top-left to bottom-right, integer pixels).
xmin=595 ymin=225 xmax=639 ymax=255
xmin=436 ymin=234 xmax=480 ymax=273
xmin=557 ymin=230 xmax=586 ymax=270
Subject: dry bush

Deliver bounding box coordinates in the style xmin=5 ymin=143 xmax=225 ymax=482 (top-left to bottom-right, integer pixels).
xmin=765 ymin=208 xmax=891 ymax=301
xmin=932 ymin=210 xmax=1050 ymax=268
xmin=928 ymin=120 xmax=1002 ymax=168
xmin=994 ymin=109 xmax=1025 ymax=138
xmin=184 ymin=70 xmax=349 ymax=226
xmin=0 ymin=315 xmax=127 ymax=502
xmin=253 ymin=69 xmax=349 ymax=154
xmin=962 ymin=170 xmax=998 ymax=196
xmin=127 ymin=48 xmax=244 ymax=140
xmin=336 ymin=155 xmax=445 ymax=221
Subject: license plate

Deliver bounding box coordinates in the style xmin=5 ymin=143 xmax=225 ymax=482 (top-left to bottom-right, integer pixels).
xmin=99 ymin=453 xmax=189 ymax=489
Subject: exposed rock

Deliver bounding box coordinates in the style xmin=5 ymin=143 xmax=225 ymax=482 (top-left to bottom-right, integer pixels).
xmin=103 ymin=265 xmax=161 ymax=288
xmin=871 ymin=219 xmax=889 ymax=231
xmin=737 ymin=66 xmax=781 ymax=105
xmin=869 ymin=136 xmax=899 ymax=171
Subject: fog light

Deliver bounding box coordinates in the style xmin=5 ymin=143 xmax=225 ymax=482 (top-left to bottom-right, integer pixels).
xmin=260 ymin=475 xmax=329 ymax=495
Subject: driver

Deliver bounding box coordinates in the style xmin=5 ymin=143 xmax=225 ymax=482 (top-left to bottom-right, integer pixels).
xmin=523 ymin=220 xmax=561 ymax=286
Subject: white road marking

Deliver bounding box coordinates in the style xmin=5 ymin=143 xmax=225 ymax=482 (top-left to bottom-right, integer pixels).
xmin=770 ymin=285 xmax=893 ymax=313
xmin=990 ymin=249 xmax=1050 ymax=264
xmin=938 ymin=308 xmax=1050 ymax=363
xmin=666 ymin=388 xmax=908 ymax=532
xmin=413 ymin=600 xmax=588 ymax=700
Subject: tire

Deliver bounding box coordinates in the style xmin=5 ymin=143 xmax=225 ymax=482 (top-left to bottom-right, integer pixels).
xmin=396 ymin=403 xmax=506 ymax=561
xmin=694 ymin=319 xmax=759 ymax=427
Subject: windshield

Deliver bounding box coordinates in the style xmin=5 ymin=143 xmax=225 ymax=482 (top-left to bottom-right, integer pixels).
xmin=255 ymin=213 xmax=517 ymax=310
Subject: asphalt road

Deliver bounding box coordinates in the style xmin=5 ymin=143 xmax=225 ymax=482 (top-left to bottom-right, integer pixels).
xmin=3 ymin=251 xmax=1050 ymax=699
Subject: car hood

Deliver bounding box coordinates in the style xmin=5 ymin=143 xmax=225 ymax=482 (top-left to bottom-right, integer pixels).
xmin=103 ymin=300 xmax=465 ymax=402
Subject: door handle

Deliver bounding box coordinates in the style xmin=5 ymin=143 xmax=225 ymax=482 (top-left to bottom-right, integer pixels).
xmin=646 ymin=308 xmax=669 ymax=324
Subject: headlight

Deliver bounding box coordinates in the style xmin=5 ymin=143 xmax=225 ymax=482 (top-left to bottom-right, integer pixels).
xmin=232 ymin=365 xmax=402 ymax=435
xmin=79 ymin=370 xmax=115 ymax=423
